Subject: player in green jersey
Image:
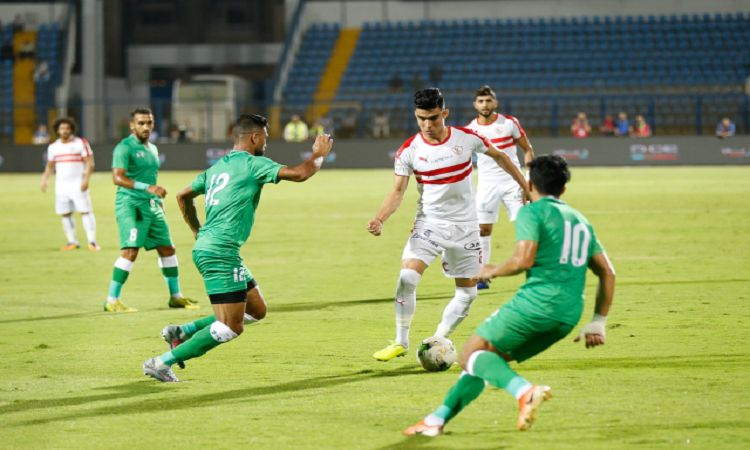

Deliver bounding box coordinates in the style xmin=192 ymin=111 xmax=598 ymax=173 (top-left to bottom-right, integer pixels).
xmin=404 ymin=155 xmax=616 ymax=436
xmin=142 ymin=114 xmax=333 ymax=382
xmin=105 ymin=108 xmax=198 ymax=313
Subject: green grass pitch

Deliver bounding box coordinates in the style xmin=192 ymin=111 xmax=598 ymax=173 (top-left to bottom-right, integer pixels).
xmin=0 ymin=167 xmax=748 ymax=450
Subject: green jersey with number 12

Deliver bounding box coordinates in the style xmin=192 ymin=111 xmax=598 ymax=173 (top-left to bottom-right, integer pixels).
xmin=190 ymin=150 xmax=285 ymax=254
xmin=508 ymin=197 xmax=604 ymax=326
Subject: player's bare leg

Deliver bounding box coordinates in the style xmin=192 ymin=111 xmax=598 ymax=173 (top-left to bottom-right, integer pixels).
xmin=156 ymin=245 xmax=198 ymax=309
xmin=477 ymin=224 xmax=493 ymax=289
xmin=435 ymin=277 xmax=478 ymax=339
xmin=60 ymin=213 xmax=79 ymax=250
xmin=374 ymin=258 xmax=427 ymax=361
xmin=105 ymin=248 xmax=138 ymax=312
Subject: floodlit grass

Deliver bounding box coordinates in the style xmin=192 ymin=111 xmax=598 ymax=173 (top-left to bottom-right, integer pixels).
xmin=0 ymin=167 xmax=749 ymax=450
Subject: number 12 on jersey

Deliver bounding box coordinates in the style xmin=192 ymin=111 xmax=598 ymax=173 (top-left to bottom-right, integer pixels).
xmin=205 ymin=173 xmax=230 ymax=207
xmin=559 ymin=220 xmax=591 ymax=267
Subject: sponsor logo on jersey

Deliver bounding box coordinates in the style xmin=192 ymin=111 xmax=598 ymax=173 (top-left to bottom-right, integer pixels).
xmin=721 ymin=147 xmax=750 ymax=157
xmin=452 ymin=145 xmax=464 ymax=156
xmin=442 ymin=261 xmax=450 ymax=272
xmin=552 ymin=149 xmax=589 ymax=160
xmin=463 ymin=241 xmax=481 ymax=251
xmin=630 ymin=144 xmax=678 ymax=161
xmin=419 ymin=157 xmax=428 ymax=162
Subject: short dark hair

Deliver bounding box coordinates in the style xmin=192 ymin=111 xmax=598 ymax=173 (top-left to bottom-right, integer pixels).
xmin=475 ymin=85 xmax=496 ymax=99
xmin=528 ymin=155 xmax=571 ymax=197
xmin=130 ymin=108 xmax=153 ymax=120
xmin=233 ymin=114 xmax=269 ymax=138
xmin=413 ymin=88 xmax=445 ymax=111
xmin=53 ymin=117 xmax=77 ymax=135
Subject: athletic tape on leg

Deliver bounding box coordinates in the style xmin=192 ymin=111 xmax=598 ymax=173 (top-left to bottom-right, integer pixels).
xmin=209 ymin=321 xmax=238 ymax=343
xmin=158 ymin=255 xmax=178 ymax=268
xmin=114 ymin=257 xmax=134 ymax=272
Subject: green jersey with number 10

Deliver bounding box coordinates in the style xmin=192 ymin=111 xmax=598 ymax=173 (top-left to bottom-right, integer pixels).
xmin=508 ymin=197 xmax=604 ymax=326
xmin=190 ymin=150 xmax=285 ymax=254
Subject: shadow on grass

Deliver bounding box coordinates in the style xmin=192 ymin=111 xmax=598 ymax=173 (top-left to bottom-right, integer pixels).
xmin=15 ymin=366 xmax=425 ymax=426
xmin=523 ymin=353 xmax=749 ymax=371
xmin=376 ymin=436 xmax=507 ymax=450
xmin=0 ymin=311 xmax=111 ymax=325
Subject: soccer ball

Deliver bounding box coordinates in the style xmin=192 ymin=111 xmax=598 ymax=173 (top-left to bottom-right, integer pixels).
xmin=417 ymin=336 xmax=457 ymax=372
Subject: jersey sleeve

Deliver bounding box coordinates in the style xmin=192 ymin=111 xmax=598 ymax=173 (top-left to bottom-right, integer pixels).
xmin=506 ymin=116 xmax=526 ymax=139
xmin=190 ymin=171 xmax=208 ymax=195
xmin=47 ymin=145 xmax=55 ymax=161
xmin=80 ymin=138 xmax=93 ymax=157
xmin=394 ymin=142 xmax=413 ymax=176
xmin=514 ymin=206 xmax=540 ymax=242
xmin=251 ymin=157 xmax=285 ymax=185
xmin=454 ymin=127 xmax=490 ymax=154
xmin=111 ymin=143 xmax=130 ymax=170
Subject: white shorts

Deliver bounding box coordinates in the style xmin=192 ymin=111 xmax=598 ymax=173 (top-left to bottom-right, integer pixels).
xmin=55 ymin=188 xmax=92 ymax=215
xmin=476 ymin=179 xmax=523 ymax=224
xmin=402 ymin=219 xmax=483 ymax=279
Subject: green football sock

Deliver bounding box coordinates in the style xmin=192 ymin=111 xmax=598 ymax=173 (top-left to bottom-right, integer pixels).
xmin=108 ymin=258 xmax=133 ymax=301
xmin=159 ymin=257 xmax=181 ymax=298
xmin=162 ymin=327 xmax=221 ymax=365
xmin=472 ymin=351 xmax=532 ymax=398
xmin=181 ymin=315 xmax=216 ymax=338
xmin=432 ymin=373 xmax=486 ymax=424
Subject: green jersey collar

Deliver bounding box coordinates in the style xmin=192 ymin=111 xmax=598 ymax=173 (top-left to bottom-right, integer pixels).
xmin=542 ymin=195 xmax=566 ymax=204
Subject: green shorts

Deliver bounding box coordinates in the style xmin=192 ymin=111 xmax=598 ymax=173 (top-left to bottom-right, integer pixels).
xmin=116 ymin=197 xmax=173 ymax=250
xmin=475 ymin=302 xmax=575 ymax=363
xmin=193 ymin=250 xmax=254 ymax=296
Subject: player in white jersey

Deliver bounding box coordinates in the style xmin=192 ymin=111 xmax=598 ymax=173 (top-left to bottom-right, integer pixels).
xmin=367 ymin=88 xmax=529 ymax=361
xmin=466 ymin=86 xmax=534 ymax=290
xmin=40 ymin=117 xmax=99 ymax=251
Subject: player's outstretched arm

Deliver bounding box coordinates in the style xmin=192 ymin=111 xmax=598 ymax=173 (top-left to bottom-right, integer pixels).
xmin=484 ymin=146 xmax=529 ymax=196
xmin=41 ymin=160 xmax=55 ymax=192
xmin=277 ymin=134 xmax=333 ymax=182
xmin=474 ymin=239 xmax=538 ymax=279
xmin=112 ymin=168 xmax=167 ymax=198
xmin=514 ymin=135 xmax=534 ymax=169
xmin=575 ymin=251 xmax=616 ymax=348
xmin=176 ymin=185 xmax=202 ymax=239
xmin=366 ymin=175 xmax=409 ymax=236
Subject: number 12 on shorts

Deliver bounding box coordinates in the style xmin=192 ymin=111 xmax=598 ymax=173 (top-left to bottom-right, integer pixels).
xmin=233 ymin=267 xmax=246 ymax=283
xmin=559 ymin=220 xmax=590 ymax=267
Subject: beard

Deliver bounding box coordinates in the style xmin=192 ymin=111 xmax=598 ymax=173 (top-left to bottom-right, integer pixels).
xmin=478 ymin=109 xmax=494 ymax=118
xmin=253 ymin=147 xmax=266 ymax=157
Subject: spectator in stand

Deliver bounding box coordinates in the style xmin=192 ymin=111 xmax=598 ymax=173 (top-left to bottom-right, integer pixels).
xmin=308 ymin=120 xmax=325 ymax=139
xmin=571 ymin=112 xmax=591 ymax=138
xmin=600 ymin=115 xmax=616 ymax=136
xmin=283 ymin=114 xmax=308 ymax=142
xmin=0 ymin=41 xmax=13 ymax=60
xmin=319 ymin=114 xmax=334 ymax=136
xmin=33 ymin=124 xmax=49 ymax=145
xmin=389 ymin=74 xmax=404 ymax=93
xmin=716 ymin=117 xmax=736 ymax=138
xmin=614 ymin=112 xmax=630 ymax=137
xmin=12 ymin=14 xmax=25 ymax=33
xmin=33 ymin=60 xmax=50 ymax=82
xmin=340 ymin=110 xmax=358 ymax=138
xmin=429 ymin=65 xmax=443 ymax=85
xmin=372 ymin=110 xmax=390 ymax=138
xmin=630 ymin=115 xmax=651 ymax=138
xmin=177 ymin=119 xmax=195 ymax=142
xmin=411 ymin=74 xmax=426 ymax=92
xmin=19 ymin=40 xmax=35 ymax=60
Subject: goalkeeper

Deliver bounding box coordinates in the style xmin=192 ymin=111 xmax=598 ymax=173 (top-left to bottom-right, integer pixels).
xmin=404 ymin=155 xmax=616 ymax=436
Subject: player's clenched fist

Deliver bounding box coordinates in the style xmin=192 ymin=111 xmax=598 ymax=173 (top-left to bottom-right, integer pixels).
xmin=367 ymin=218 xmax=383 ymax=236
xmin=312 ymin=134 xmax=333 ymax=157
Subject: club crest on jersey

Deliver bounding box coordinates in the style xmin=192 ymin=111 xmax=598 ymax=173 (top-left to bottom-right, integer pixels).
xmin=451 ymin=145 xmax=464 ymax=156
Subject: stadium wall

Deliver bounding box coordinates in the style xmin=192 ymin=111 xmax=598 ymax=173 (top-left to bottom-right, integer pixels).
xmin=2 ymin=137 xmax=750 ymax=173
xmin=302 ymin=0 xmax=750 ymax=28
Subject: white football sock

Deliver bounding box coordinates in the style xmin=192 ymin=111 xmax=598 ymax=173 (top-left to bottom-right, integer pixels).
xmin=436 ymin=286 xmax=478 ymax=338
xmin=81 ymin=213 xmax=97 ymax=244
xmin=244 ymin=313 xmax=261 ymax=325
xmin=395 ymin=268 xmax=421 ymax=348
xmin=480 ymin=235 xmax=492 ymax=266
xmin=61 ymin=215 xmax=78 ymax=244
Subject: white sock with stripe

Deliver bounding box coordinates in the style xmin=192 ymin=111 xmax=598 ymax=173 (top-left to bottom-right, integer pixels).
xmin=61 ymin=215 xmax=78 ymax=245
